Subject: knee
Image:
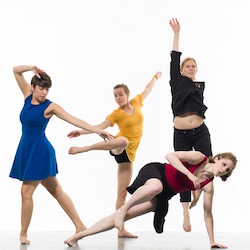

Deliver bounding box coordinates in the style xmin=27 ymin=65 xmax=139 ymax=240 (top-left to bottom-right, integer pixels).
xmin=117 ymin=137 xmax=129 ymax=148
xmin=47 ymin=186 xmax=63 ymax=199
xmin=21 ymin=188 xmax=33 ymax=201
xmin=147 ymin=184 xmax=163 ymax=198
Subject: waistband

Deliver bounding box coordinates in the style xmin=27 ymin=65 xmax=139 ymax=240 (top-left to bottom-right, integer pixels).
xmin=174 ymin=123 xmax=206 ymax=133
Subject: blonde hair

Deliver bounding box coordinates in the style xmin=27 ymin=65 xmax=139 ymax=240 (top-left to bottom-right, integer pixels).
xmin=113 ymin=84 xmax=130 ymax=95
xmin=208 ymin=152 xmax=237 ymax=181
xmin=180 ymin=57 xmax=197 ymax=72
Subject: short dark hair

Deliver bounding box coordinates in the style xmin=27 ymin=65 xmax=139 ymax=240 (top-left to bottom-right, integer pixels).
xmin=31 ymin=72 xmax=52 ymax=89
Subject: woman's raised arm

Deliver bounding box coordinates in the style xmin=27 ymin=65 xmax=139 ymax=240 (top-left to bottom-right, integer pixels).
xmin=13 ymin=65 xmax=44 ymax=98
xmin=169 ymin=18 xmax=180 ymax=52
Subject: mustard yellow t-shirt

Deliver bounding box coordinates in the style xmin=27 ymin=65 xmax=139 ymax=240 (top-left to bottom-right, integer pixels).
xmin=106 ymin=94 xmax=143 ymax=162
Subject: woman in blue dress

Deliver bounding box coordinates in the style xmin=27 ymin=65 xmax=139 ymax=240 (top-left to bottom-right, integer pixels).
xmin=9 ymin=65 xmax=112 ymax=244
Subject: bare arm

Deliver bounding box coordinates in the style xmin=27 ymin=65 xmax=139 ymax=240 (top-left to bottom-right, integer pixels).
xmin=165 ymin=151 xmax=205 ymax=189
xmin=45 ymin=103 xmax=113 ymax=140
xmin=13 ymin=65 xmax=44 ymax=98
xmin=68 ymin=120 xmax=112 ymax=138
xmin=169 ymin=18 xmax=180 ymax=52
xmin=141 ymin=71 xmax=162 ymax=101
xmin=203 ymin=183 xmax=227 ymax=249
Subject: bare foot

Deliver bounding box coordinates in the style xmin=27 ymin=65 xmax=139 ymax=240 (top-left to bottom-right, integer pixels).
xmin=189 ymin=198 xmax=198 ymax=209
xmin=118 ymin=228 xmax=138 ymax=238
xmin=190 ymin=190 xmax=202 ymax=209
xmin=64 ymin=235 xmax=78 ymax=247
xmin=20 ymin=234 xmax=30 ymax=245
xmin=183 ymin=213 xmax=191 ymax=232
xmin=69 ymin=146 xmax=88 ymax=155
xmin=114 ymin=207 xmax=127 ymax=231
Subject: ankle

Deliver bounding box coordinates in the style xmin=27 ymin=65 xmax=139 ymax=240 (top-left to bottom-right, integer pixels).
xmin=75 ymin=224 xmax=87 ymax=233
xmin=20 ymin=231 xmax=28 ymax=237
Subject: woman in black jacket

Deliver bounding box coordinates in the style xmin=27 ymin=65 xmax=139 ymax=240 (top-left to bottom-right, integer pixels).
xmin=169 ymin=18 xmax=213 ymax=232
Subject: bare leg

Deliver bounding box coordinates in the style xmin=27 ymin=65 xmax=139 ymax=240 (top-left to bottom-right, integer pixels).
xmin=183 ymin=189 xmax=206 ymax=231
xmin=20 ymin=181 xmax=40 ymax=244
xmin=41 ymin=177 xmax=86 ymax=233
xmin=69 ymin=136 xmax=128 ymax=155
xmin=115 ymin=162 xmax=136 ymax=238
xmin=114 ymin=178 xmax=163 ymax=232
xmin=64 ymin=199 xmax=156 ymax=246
xmin=182 ymin=202 xmax=191 ymax=232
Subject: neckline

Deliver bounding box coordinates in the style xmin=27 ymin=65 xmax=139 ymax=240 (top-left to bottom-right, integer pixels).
xmin=29 ymin=95 xmax=48 ymax=106
xmin=31 ymin=100 xmax=47 ymax=106
xmin=119 ymin=102 xmax=135 ymax=116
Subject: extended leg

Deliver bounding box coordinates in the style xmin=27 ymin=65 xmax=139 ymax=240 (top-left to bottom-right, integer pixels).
xmin=41 ymin=176 xmax=86 ymax=233
xmin=64 ymin=199 xmax=156 ymax=247
xmin=69 ymin=136 xmax=128 ymax=155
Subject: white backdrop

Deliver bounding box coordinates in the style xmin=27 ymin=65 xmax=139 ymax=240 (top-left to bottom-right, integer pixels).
xmin=1 ymin=0 xmax=250 ymax=234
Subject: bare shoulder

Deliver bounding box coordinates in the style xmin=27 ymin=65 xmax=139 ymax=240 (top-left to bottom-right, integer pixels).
xmin=44 ymin=102 xmax=61 ymax=118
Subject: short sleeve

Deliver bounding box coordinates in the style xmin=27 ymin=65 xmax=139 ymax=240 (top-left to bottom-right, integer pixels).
xmin=106 ymin=109 xmax=118 ymax=127
xmin=131 ymin=94 xmax=143 ymax=107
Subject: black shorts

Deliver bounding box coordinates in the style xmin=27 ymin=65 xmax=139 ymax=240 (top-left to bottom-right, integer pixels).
xmin=127 ymin=162 xmax=176 ymax=234
xmin=109 ymin=149 xmax=131 ymax=164
xmin=127 ymin=162 xmax=175 ymax=200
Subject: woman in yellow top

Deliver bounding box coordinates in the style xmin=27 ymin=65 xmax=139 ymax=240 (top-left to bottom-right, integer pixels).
xmin=68 ymin=71 xmax=162 ymax=237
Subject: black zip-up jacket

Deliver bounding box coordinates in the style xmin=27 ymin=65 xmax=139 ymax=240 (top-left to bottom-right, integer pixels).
xmin=169 ymin=50 xmax=207 ymax=119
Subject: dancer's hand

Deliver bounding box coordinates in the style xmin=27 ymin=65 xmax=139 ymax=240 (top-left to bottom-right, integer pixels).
xmin=155 ymin=71 xmax=162 ymax=80
xmin=68 ymin=130 xmax=82 ymax=138
xmin=169 ymin=18 xmax=180 ymax=33
xmin=32 ymin=66 xmax=45 ymax=78
xmin=98 ymin=130 xmax=114 ymax=140
xmin=187 ymin=173 xmax=200 ymax=189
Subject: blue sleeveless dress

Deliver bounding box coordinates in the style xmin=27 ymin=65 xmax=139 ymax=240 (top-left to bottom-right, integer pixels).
xmin=10 ymin=94 xmax=58 ymax=181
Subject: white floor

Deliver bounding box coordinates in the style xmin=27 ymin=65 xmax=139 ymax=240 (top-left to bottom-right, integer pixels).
xmin=0 ymin=231 xmax=249 ymax=250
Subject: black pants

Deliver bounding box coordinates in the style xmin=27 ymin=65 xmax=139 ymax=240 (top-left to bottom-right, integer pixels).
xmin=174 ymin=123 xmax=212 ymax=202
